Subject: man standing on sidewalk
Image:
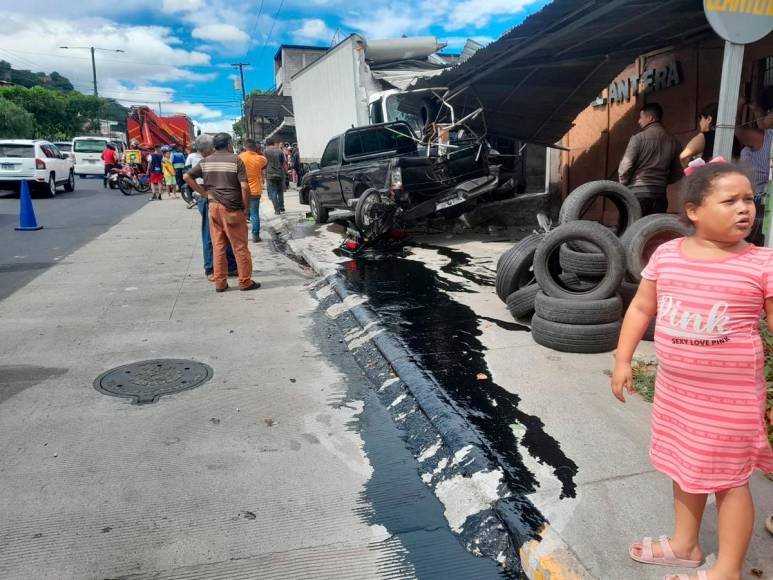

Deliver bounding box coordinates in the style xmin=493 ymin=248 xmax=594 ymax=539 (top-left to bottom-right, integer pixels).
xmin=618 ymin=103 xmax=682 ymax=215
xmin=239 ymin=139 xmax=268 ymax=242
xmin=188 ymin=136 xmax=238 ymax=280
xmin=171 ymin=144 xmax=188 ymax=202
xmin=184 ymin=133 xmax=260 ymax=292
xmin=264 ymin=139 xmax=287 ymax=214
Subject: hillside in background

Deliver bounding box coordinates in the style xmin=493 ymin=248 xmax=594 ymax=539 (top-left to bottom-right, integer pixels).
xmin=0 ymin=60 xmax=74 ymax=92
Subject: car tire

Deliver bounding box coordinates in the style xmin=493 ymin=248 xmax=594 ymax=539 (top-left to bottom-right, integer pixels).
xmin=46 ymin=173 xmax=56 ymax=197
xmin=558 ymin=244 xmax=608 ymax=277
xmin=534 ymin=220 xmax=625 ymax=301
xmin=505 ymin=283 xmax=540 ymax=319
xmin=531 ymin=315 xmax=622 ymax=353
xmin=310 ymin=190 xmax=329 ymax=224
xmin=620 ymin=213 xmax=692 ymax=282
xmin=495 ymin=233 xmax=544 ymax=302
xmin=559 ymin=180 xmax=641 ymax=252
xmin=63 ymin=170 xmax=75 ymax=192
xmin=535 ymin=291 xmax=622 ymax=325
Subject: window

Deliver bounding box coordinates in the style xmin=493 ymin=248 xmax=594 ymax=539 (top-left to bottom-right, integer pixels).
xmin=320 ymin=138 xmax=340 ymax=167
xmin=42 ymin=145 xmax=58 ymax=158
xmin=0 ymin=144 xmax=34 ymax=158
xmin=55 ymin=143 xmax=72 ymax=152
xmin=370 ymin=102 xmax=384 ymax=124
xmin=74 ymin=139 xmax=108 ymax=153
xmin=384 ymin=96 xmax=421 ymax=134
xmin=343 ymin=124 xmax=416 ymax=159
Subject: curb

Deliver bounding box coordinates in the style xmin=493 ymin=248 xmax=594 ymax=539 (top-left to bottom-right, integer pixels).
xmin=267 ymin=215 xmax=594 ymax=579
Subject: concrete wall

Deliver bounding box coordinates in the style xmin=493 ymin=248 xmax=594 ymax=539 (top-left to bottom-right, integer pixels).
xmin=275 ymin=48 xmax=327 ymax=97
xmin=559 ymin=34 xmax=773 ymax=213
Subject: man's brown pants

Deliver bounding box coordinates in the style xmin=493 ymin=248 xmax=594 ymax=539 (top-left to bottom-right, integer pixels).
xmin=208 ymin=202 xmax=252 ymax=289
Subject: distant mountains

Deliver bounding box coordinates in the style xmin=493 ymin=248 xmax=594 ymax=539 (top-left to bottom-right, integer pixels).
xmin=0 ymin=60 xmax=74 ymax=92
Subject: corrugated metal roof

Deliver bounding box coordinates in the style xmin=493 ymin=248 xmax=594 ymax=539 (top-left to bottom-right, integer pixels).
xmin=415 ymin=0 xmax=712 ymax=145
xmin=246 ymin=94 xmax=294 ymax=119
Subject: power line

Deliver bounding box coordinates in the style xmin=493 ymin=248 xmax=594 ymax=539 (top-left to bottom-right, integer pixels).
xmin=254 ymin=0 xmax=285 ymax=70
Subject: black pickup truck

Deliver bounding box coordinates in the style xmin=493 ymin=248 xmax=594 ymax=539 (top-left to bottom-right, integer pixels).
xmin=299 ymin=122 xmax=499 ymax=237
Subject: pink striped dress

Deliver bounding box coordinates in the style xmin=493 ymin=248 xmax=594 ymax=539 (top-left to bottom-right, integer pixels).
xmin=641 ymin=239 xmax=773 ymax=493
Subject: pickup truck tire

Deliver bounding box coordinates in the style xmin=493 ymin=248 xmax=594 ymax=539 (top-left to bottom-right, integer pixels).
xmin=531 ymin=315 xmax=622 ymax=353
xmin=559 ymin=180 xmax=641 ymax=252
xmin=355 ymin=188 xmax=392 ymax=239
xmin=534 ymin=220 xmax=625 ymax=301
xmin=495 ymin=233 xmax=544 ymax=302
xmin=535 ymin=291 xmax=622 ymax=325
xmin=620 ymin=213 xmax=691 ymax=282
xmin=558 ymin=245 xmax=608 ymax=277
xmin=310 ymin=191 xmax=328 ymax=224
xmin=63 ymin=170 xmax=75 ymax=193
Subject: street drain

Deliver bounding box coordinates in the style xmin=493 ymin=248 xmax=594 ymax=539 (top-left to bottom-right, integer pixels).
xmin=94 ymin=359 xmax=213 ymax=404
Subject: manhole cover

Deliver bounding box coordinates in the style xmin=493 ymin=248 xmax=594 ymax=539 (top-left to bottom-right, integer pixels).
xmin=94 ymin=359 xmax=213 ymax=404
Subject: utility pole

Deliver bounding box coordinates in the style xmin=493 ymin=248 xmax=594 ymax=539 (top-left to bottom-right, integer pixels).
xmin=59 ymin=46 xmax=124 ymax=97
xmin=231 ymin=63 xmax=250 ymax=142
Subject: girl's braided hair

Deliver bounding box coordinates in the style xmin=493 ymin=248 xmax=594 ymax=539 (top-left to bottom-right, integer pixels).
xmin=677 ymin=162 xmax=753 ymax=226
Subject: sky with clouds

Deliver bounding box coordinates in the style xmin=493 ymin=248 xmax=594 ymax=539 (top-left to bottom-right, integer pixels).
xmin=0 ymin=0 xmax=550 ymax=134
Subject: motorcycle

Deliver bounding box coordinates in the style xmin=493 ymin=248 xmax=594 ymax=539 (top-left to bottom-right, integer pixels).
xmin=110 ymin=164 xmax=150 ymax=196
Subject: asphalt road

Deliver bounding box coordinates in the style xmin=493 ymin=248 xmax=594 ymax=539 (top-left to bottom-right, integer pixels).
xmin=0 ymin=176 xmax=151 ymax=301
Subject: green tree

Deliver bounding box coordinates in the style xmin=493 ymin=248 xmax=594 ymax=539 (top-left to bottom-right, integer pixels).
xmin=233 ymin=119 xmax=243 ymax=137
xmin=0 ymin=86 xmax=69 ymax=139
xmin=0 ymin=96 xmax=34 ymax=137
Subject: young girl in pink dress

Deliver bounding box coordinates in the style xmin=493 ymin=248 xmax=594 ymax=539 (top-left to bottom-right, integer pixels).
xmin=611 ymin=162 xmax=773 ymax=580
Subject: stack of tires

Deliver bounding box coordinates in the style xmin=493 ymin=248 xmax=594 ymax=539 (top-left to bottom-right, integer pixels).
xmin=495 ymin=180 xmax=691 ymax=353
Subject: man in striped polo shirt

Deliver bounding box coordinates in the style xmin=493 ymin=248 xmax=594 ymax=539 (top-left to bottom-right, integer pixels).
xmin=183 ymin=133 xmax=260 ymax=292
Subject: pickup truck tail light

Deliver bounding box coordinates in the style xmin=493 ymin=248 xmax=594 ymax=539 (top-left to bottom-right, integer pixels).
xmin=35 ymin=159 xmax=46 ymax=170
xmin=389 ymin=167 xmax=403 ymax=191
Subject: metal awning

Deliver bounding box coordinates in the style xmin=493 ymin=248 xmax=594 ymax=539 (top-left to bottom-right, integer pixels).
xmin=413 ymin=0 xmax=713 ymax=145
xmin=247 ymin=94 xmax=294 ymax=119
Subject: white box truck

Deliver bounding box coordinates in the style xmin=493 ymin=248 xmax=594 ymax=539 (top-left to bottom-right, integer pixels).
xmin=291 ymin=35 xmax=447 ymax=162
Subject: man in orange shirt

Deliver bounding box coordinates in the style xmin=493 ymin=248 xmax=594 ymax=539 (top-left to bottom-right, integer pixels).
xmin=239 ymin=139 xmax=268 ymax=242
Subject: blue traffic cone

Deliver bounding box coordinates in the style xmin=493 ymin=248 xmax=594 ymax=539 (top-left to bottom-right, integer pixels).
xmin=15 ymin=180 xmax=42 ymax=231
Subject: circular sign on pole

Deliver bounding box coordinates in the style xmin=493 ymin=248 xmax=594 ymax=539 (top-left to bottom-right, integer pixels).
xmin=704 ymin=1 xmax=773 ymax=45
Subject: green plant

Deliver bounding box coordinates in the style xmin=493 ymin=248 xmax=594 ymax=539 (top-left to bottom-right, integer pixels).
xmin=631 ymin=359 xmax=657 ymax=402
xmin=760 ymin=321 xmax=773 ymax=445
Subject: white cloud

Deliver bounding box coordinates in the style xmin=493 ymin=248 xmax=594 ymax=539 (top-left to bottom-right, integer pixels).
xmin=444 ymin=0 xmax=538 ymax=31
xmin=162 ymin=0 xmax=203 ymax=12
xmin=292 ymin=19 xmax=334 ymax=44
xmin=198 ymin=118 xmax=239 ymax=134
xmin=192 ymin=23 xmax=249 ymax=44
xmin=164 ymin=101 xmax=223 ymax=119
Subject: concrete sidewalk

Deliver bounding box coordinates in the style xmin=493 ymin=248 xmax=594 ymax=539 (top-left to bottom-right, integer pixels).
xmin=273 ymin=191 xmax=773 ymax=580
xmin=0 ymin=197 xmax=502 ymax=579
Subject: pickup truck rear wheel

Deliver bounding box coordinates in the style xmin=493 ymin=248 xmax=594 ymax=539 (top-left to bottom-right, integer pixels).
xmin=310 ymin=190 xmax=328 ymax=224
xmin=355 ymin=188 xmax=393 ymax=240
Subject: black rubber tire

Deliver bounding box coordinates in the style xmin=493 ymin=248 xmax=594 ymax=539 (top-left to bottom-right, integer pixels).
xmin=534 ymin=221 xmax=625 ymax=301
xmin=506 ymin=284 xmax=539 ymax=319
xmin=47 ymin=174 xmax=57 ymax=197
xmin=63 ymin=170 xmax=75 ymax=192
xmin=355 ymin=188 xmax=392 ymax=240
xmin=495 ymin=233 xmax=544 ymax=302
xmin=531 ymin=315 xmax=621 ymax=353
xmin=118 ymin=176 xmax=134 ymax=196
xmin=620 ymin=213 xmax=692 ymax=282
xmin=619 ymin=280 xmax=639 ymax=310
xmin=310 ymin=190 xmax=329 ymax=224
xmin=643 ymin=318 xmax=656 ymax=342
xmin=535 ymin=291 xmax=622 ymax=325
xmin=559 ymin=180 xmax=641 ymax=252
xmin=558 ymin=244 xmax=608 ymax=277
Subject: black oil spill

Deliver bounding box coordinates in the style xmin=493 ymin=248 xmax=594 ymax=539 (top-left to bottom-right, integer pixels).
xmin=310 ymin=294 xmax=513 ymax=579
xmin=339 ymin=248 xmax=578 ymax=500
xmin=416 ymin=243 xmax=496 ymax=288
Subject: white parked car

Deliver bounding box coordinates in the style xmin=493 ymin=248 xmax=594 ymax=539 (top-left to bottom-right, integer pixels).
xmin=0 ymin=139 xmax=75 ymax=196
xmin=72 ymin=136 xmax=110 ymax=177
